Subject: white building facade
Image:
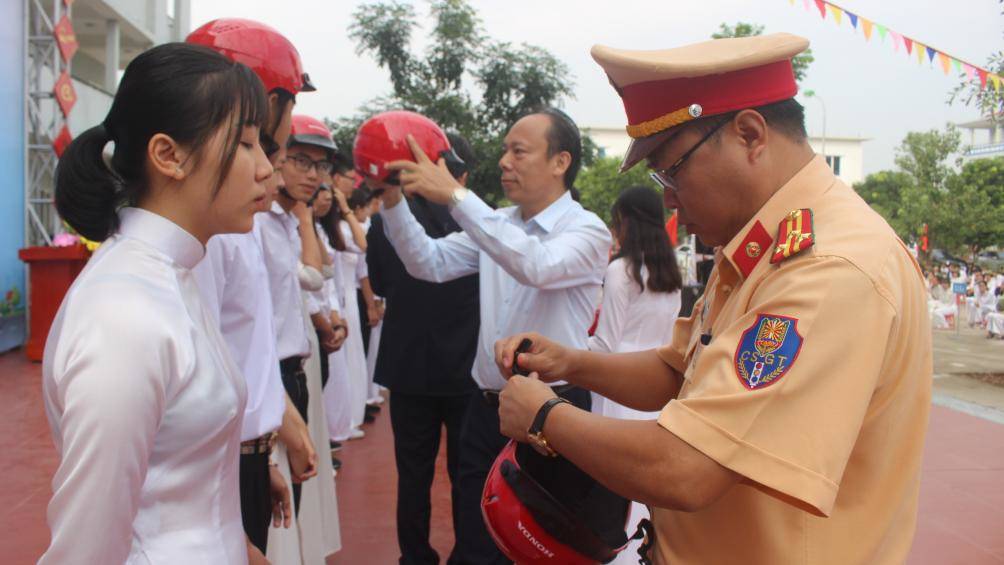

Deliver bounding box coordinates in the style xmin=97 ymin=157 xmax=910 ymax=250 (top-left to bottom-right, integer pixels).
xmin=583 ymin=125 xmax=868 ymax=186
xmin=958 ymin=117 xmax=1004 ymax=164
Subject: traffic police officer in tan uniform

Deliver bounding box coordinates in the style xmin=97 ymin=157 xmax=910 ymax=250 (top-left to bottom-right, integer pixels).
xmin=494 ymin=33 xmax=932 ymax=564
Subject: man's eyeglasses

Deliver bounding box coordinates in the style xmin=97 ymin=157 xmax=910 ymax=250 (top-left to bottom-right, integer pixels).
xmin=650 ymin=120 xmax=727 ymax=193
xmin=287 ymin=153 xmax=334 ymax=175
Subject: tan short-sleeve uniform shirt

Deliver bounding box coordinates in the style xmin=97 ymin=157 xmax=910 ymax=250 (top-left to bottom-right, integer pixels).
xmin=653 ymin=156 xmax=932 ymax=564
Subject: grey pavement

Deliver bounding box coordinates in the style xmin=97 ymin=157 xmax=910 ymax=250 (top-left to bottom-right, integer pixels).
xmin=932 ymin=324 xmax=1004 ymax=424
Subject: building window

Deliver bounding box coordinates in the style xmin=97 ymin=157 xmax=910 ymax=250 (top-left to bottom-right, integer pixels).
xmin=825 ymin=155 xmax=842 ymax=176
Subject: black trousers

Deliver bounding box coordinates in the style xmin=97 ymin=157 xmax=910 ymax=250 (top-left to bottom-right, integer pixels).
xmin=389 ymin=391 xmax=471 ymax=565
xmin=279 ymin=358 xmax=308 ymax=514
xmin=239 ymin=451 xmax=271 ymax=554
xmin=357 ymin=289 xmax=372 ymax=354
xmin=453 ymin=387 xmax=591 ymax=565
xmin=317 ymin=330 xmax=330 ymax=389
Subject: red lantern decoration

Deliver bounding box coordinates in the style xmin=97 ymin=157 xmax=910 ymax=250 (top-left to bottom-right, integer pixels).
xmin=54 ymin=71 xmax=76 ymax=117
xmin=53 ymin=125 xmax=73 ymax=158
xmin=53 ymin=15 xmax=79 ymax=63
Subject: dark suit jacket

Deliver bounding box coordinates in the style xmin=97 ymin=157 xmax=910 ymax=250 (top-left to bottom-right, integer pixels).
xmin=367 ymin=197 xmax=480 ymax=396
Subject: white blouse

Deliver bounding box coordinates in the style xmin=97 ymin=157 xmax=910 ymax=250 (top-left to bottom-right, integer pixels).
xmin=588 ymin=258 xmax=681 ymax=419
xmin=41 ymin=208 xmax=248 ymax=564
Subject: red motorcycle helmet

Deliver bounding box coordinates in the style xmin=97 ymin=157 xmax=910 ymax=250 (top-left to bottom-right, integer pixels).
xmin=186 ymin=18 xmax=315 ymax=95
xmin=353 ymin=111 xmax=465 ymax=183
xmin=289 ymin=115 xmax=338 ymax=156
xmin=482 ymin=441 xmax=633 ymax=564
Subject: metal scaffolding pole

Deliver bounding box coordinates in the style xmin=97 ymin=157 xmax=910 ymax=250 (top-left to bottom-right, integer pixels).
xmin=25 ymin=0 xmax=69 ymax=247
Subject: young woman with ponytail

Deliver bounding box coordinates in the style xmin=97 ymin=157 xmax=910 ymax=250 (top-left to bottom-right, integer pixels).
xmin=40 ymin=42 xmax=272 ymax=564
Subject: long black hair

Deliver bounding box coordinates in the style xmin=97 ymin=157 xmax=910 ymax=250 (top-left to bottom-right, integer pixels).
xmin=317 ymin=189 xmax=347 ymax=252
xmin=611 ymin=186 xmax=682 ymax=294
xmin=54 ymin=42 xmax=268 ymax=241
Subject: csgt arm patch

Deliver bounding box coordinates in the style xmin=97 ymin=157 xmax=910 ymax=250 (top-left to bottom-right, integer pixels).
xmin=734 ymin=314 xmax=803 ymax=390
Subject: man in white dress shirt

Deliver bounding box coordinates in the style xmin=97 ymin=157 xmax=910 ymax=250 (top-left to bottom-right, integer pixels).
xmin=377 ymin=108 xmax=612 ymax=563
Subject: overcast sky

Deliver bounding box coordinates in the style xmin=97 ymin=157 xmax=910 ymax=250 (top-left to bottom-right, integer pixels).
xmin=191 ymin=0 xmax=1002 ymax=175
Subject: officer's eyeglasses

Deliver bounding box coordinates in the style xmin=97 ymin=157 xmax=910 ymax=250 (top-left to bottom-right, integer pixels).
xmin=650 ymin=119 xmax=727 ymax=193
xmin=288 ymin=153 xmax=335 ymax=175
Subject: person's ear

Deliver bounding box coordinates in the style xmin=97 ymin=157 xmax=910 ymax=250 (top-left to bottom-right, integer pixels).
xmin=732 ymin=109 xmax=769 ymax=163
xmin=552 ymin=150 xmax=571 ymax=178
xmin=147 ymin=133 xmax=188 ymax=181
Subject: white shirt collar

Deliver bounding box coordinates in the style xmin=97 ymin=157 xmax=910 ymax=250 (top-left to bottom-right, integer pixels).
xmin=117 ymin=207 xmax=204 ymax=269
xmin=522 ymin=190 xmax=574 ymax=233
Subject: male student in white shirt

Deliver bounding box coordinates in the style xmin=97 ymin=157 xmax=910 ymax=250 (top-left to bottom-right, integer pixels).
xmin=187 ymin=18 xmax=318 ymax=561
xmin=375 ymin=108 xmax=612 ymax=564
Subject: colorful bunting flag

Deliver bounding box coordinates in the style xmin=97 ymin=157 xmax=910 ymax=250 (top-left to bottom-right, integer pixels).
xmin=890 ymin=30 xmax=901 ymax=52
xmin=861 ymin=17 xmax=873 ymax=40
xmin=937 ymin=52 xmax=951 ymax=75
xmin=786 ymin=0 xmax=995 ymax=91
xmin=828 ymin=3 xmax=843 ymax=25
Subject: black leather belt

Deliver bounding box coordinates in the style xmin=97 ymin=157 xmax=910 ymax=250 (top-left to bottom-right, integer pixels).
xmin=279 ymin=356 xmax=305 ymax=374
xmin=481 ymin=384 xmax=576 ymax=408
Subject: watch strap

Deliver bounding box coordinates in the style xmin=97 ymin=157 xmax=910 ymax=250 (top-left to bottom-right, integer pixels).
xmin=528 ymin=397 xmax=570 ymax=436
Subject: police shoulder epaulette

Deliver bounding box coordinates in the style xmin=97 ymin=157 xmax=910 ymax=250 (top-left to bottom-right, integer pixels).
xmin=771 ymin=208 xmax=815 ymax=264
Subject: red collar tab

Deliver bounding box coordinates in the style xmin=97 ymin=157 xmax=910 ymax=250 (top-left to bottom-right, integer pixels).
xmin=731 ymin=220 xmax=772 ymax=278
xmin=771 ymin=209 xmax=815 ymax=264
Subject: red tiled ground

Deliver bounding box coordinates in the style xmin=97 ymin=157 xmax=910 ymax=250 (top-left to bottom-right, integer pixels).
xmin=2 ymin=349 xmax=1002 ymax=564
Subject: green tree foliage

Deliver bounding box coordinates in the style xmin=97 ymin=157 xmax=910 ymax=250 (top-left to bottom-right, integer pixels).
xmin=712 ymin=22 xmax=813 ymax=83
xmin=853 ymin=170 xmax=919 ymax=239
xmin=939 ymin=158 xmax=1004 ymax=258
xmin=576 ymin=156 xmax=653 ymax=225
xmin=334 ymin=0 xmax=576 ymax=206
xmin=893 ymin=125 xmax=962 ymax=192
xmin=855 ymin=127 xmax=1004 ymax=260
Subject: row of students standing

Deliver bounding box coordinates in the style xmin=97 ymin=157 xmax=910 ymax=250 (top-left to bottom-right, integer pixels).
xmin=35 ymin=30 xmax=690 ymax=564
xmin=38 ymin=18 xmax=361 ymax=565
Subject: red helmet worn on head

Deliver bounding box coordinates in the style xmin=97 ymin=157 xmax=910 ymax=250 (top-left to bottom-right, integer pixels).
xmin=289 ymin=115 xmax=338 ymax=156
xmin=482 ymin=441 xmax=633 ymax=564
xmin=353 ymin=110 xmax=465 ymax=183
xmin=186 ymin=18 xmax=315 ymax=95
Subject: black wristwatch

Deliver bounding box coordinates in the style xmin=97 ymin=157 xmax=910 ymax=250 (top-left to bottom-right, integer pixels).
xmin=527 ymin=397 xmax=570 ymax=457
